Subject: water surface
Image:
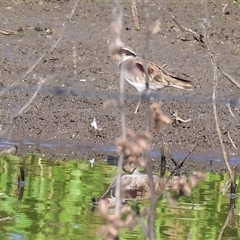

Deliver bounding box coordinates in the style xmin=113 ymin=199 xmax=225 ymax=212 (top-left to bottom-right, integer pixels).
xmin=0 ymin=155 xmax=239 ymax=240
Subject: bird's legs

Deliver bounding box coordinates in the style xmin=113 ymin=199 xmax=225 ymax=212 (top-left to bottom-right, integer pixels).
xmin=134 ymin=96 xmax=141 ymax=114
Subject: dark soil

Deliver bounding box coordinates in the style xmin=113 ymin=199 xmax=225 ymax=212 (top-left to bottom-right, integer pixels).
xmin=0 ymin=0 xmax=239 ymax=172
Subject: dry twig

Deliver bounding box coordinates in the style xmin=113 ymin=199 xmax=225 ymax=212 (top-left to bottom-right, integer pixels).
xmin=222 ymin=0 xmax=233 ymax=14
xmin=162 ymin=2 xmax=240 ymax=90
xmin=173 ymin=111 xmax=191 ymax=123
xmin=72 ymin=44 xmax=77 ymax=75
xmin=162 ymin=0 xmax=236 ymax=186
xmin=131 ymin=0 xmax=140 ymax=30
xmin=0 ymin=0 xmax=80 ymax=97
xmin=226 ymin=103 xmax=236 ymax=119
xmin=0 ymin=216 xmax=15 ymax=221
xmin=110 ymin=0 xmax=126 ymax=218
xmin=99 ymin=176 xmax=117 ymax=200
xmin=227 ymin=131 xmax=239 ymax=153
xmin=160 ymin=3 xmax=203 ymax=43
xmin=170 ymin=142 xmax=198 ymax=176
xmin=141 ymin=7 xmax=159 ymax=240
xmin=217 ymin=66 xmax=240 ymax=89
xmin=201 ymin=0 xmax=235 ymax=186
xmin=217 ymin=204 xmax=235 ymax=240
xmin=0 ymin=78 xmax=45 ymax=139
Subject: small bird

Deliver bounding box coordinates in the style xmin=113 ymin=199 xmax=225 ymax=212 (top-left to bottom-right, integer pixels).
xmin=119 ymin=46 xmax=193 ymax=113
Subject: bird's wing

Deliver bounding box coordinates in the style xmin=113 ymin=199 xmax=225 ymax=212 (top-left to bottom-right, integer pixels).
xmin=120 ymin=57 xmax=145 ymax=84
xmin=134 ymin=58 xmax=193 ymax=89
xmin=120 ymin=57 xmax=193 ymax=90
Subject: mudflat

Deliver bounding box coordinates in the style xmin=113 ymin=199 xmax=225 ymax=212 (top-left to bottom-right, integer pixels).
xmin=0 ymin=1 xmax=239 ymax=172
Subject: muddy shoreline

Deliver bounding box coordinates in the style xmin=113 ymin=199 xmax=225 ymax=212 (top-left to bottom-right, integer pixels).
xmin=0 ymin=1 xmax=239 ymax=173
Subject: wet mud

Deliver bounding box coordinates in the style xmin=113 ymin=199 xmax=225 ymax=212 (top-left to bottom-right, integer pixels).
xmin=0 ymin=1 xmax=239 ymax=173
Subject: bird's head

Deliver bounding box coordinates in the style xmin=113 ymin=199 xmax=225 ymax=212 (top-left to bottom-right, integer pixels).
xmin=121 ymin=46 xmax=137 ymax=62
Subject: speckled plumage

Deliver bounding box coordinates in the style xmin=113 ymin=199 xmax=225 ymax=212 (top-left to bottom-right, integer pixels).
xmin=119 ymin=46 xmax=193 ymax=92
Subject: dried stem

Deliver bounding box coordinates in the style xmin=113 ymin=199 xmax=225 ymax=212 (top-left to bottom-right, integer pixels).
xmin=0 ymin=78 xmax=45 ymax=140
xmin=165 ymin=0 xmax=236 ymax=186
xmin=112 ymin=0 xmax=126 ymax=217
xmin=160 ymin=2 xmax=203 ymax=43
xmin=131 ymin=0 xmax=140 ymax=30
xmin=0 ymin=216 xmax=15 ymax=222
xmin=161 ymin=2 xmax=239 ymax=90
xmin=201 ymin=0 xmax=234 ymax=184
xmin=0 ymin=0 xmax=80 ymax=97
xmin=222 ymin=0 xmax=233 ymax=15
xmin=217 ymin=66 xmax=240 ymax=89
xmin=170 ymin=142 xmax=198 ymax=176
xmin=72 ymin=44 xmax=77 ymax=75
xmin=142 ymin=3 xmax=156 ymax=239
xmin=115 ymin=68 xmax=126 ymax=216
xmin=99 ymin=175 xmax=117 ymax=200
xmin=217 ymin=203 xmax=235 ymax=240
xmin=227 ymin=131 xmax=239 ymax=153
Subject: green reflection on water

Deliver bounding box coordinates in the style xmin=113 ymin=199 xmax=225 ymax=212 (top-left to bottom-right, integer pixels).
xmin=0 ymin=155 xmax=239 ymax=240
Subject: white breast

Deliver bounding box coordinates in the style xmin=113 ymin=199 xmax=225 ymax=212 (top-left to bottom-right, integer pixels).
xmin=125 ymin=76 xmax=165 ymax=92
xmin=125 ymin=77 xmax=146 ymax=92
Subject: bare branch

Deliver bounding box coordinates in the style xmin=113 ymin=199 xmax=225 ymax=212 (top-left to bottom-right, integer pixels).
xmin=111 ymin=0 xmax=126 ymax=217
xmin=72 ymin=44 xmax=77 ymax=75
xmin=222 ymin=0 xmax=233 ymax=15
xmin=141 ymin=5 xmax=161 ymax=240
xmin=170 ymin=142 xmax=198 ymax=176
xmin=99 ymin=176 xmax=117 ymax=200
xmin=0 ymin=216 xmax=15 ymax=222
xmin=227 ymin=131 xmax=239 ymax=154
xmin=226 ymin=103 xmax=236 ymax=119
xmin=217 ymin=67 xmax=240 ymax=89
xmin=0 ymin=78 xmax=45 ymax=139
xmin=160 ymin=3 xmax=203 ymax=43
xmin=161 ymin=2 xmax=240 ymax=90
xmin=0 ymin=0 xmax=80 ymax=97
xmin=173 ymin=111 xmax=191 ymax=123
xmin=131 ymin=0 xmax=140 ymax=30
xmin=201 ymin=0 xmax=234 ymax=183
xmin=217 ymin=204 xmax=235 ymax=240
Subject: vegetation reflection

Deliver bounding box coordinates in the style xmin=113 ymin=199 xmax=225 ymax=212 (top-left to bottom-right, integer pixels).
xmin=0 ymin=154 xmax=239 ymax=240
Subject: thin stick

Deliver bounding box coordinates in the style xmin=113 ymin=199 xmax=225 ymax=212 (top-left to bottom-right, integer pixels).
xmin=131 ymin=0 xmax=140 ymax=30
xmin=217 ymin=203 xmax=234 ymax=240
xmin=0 ymin=78 xmax=45 ymax=139
xmin=226 ymin=103 xmax=236 ymax=119
xmin=138 ymin=215 xmax=150 ymax=237
xmin=217 ymin=67 xmax=240 ymax=89
xmin=99 ymin=175 xmax=117 ymax=199
xmin=222 ymin=0 xmax=233 ymax=15
xmin=160 ymin=145 xmax=166 ymax=177
xmin=115 ymin=66 xmax=126 ymax=216
xmin=0 ymin=0 xmax=80 ymax=97
xmin=160 ymin=2 xmax=240 ymax=90
xmin=142 ymin=3 xmax=156 ymax=239
xmin=170 ymin=142 xmax=198 ymax=176
xmin=134 ymin=97 xmax=141 ymax=114
xmin=211 ymin=48 xmax=234 ymax=179
xmin=0 ymin=216 xmax=15 ymax=221
xmin=166 ymin=2 xmax=240 ymax=89
xmin=113 ymin=0 xmax=126 ymax=217
xmin=227 ymin=132 xmax=239 ymax=152
xmin=201 ymin=0 xmax=234 ymax=183
xmin=159 ymin=3 xmax=203 ymax=43
xmin=72 ymin=44 xmax=77 ymax=75
xmin=187 ymin=230 xmax=193 ymax=240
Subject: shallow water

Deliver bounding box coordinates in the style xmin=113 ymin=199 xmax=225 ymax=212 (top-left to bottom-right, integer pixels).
xmin=0 ymin=154 xmax=239 ymax=240
xmin=1 ymin=139 xmax=240 ymax=165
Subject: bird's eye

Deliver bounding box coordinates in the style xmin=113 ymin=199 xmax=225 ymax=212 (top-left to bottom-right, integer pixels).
xmin=122 ymin=48 xmax=135 ymax=56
